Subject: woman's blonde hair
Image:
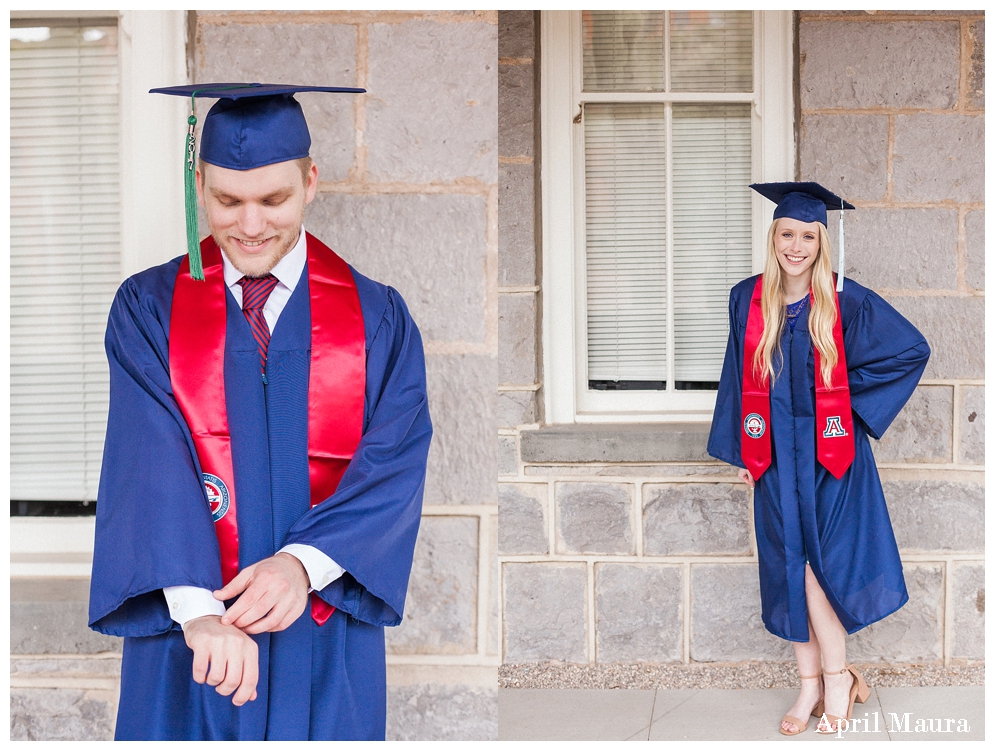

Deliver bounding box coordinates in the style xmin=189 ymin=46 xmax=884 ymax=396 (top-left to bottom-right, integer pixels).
xmin=753 ymin=219 xmax=838 ymax=387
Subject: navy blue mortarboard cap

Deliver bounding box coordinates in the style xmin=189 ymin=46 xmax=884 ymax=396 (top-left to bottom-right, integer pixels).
xmin=150 ymin=83 xmax=364 ymax=280
xmin=749 ymin=181 xmax=855 ymax=227
xmin=751 ymin=181 xmax=856 ymax=291
xmin=150 ymin=83 xmax=366 ymax=170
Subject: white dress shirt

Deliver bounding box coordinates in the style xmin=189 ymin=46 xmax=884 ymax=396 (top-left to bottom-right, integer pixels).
xmin=164 ymin=229 xmax=346 ymax=628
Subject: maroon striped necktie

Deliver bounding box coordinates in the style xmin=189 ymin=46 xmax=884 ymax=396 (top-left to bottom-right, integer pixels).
xmin=237 ymin=274 xmax=280 ymax=374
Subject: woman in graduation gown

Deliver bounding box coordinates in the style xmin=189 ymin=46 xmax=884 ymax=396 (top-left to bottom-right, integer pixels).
xmin=707 ymin=182 xmax=929 ymax=735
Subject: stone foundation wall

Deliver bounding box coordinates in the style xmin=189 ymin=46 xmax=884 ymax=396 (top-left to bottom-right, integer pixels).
xmin=497 ymin=10 xmax=983 ymax=673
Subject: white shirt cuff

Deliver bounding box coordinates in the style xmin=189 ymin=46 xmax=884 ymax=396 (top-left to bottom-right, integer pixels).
xmin=163 ymin=585 xmax=226 ymax=628
xmin=279 ymin=544 xmax=345 ymax=592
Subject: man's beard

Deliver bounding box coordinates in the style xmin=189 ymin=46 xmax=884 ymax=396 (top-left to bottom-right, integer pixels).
xmin=213 ymin=222 xmax=303 ymax=278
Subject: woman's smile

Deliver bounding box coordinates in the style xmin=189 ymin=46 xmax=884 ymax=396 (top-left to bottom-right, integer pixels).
xmin=773 ymin=216 xmax=821 ymax=281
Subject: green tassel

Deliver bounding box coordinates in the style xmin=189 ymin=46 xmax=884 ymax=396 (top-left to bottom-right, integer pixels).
xmin=184 ymin=110 xmax=204 ymax=281
xmin=182 ymin=86 xmax=253 ymax=281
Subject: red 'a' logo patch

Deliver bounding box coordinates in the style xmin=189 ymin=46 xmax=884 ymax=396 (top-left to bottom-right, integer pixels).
xmin=823 ymin=416 xmax=848 ymax=438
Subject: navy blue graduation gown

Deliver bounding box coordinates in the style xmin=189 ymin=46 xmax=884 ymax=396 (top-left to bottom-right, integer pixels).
xmin=88 ymin=252 xmax=431 ymax=740
xmin=707 ymin=276 xmax=929 ymax=642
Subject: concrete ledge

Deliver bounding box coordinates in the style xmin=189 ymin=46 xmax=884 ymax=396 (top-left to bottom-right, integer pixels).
xmin=11 ymin=578 xmax=121 ymax=655
xmin=520 ymin=424 xmax=713 ymax=464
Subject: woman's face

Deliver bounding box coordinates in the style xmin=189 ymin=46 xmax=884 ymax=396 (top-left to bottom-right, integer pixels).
xmin=773 ymin=217 xmax=821 ymax=282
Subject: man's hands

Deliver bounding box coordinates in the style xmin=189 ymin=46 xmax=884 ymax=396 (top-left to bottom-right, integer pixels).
xmin=737 ymin=468 xmax=756 ymax=489
xmin=215 ymin=552 xmax=310 ymax=635
xmin=183 ymin=552 xmax=311 ymax=705
xmin=183 ymin=615 xmax=259 ymax=707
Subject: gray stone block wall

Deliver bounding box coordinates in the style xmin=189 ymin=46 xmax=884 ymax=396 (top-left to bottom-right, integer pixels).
xmin=873 ymin=385 xmax=953 ymax=463
xmin=964 ymin=210 xmax=984 ymax=291
xmin=643 ymin=483 xmax=752 ymax=556
xmin=848 ymin=564 xmax=944 ymax=663
xmin=365 ymin=20 xmax=497 ymax=184
xmin=886 ymin=478 xmax=985 ymax=553
xmin=968 ymin=19 xmax=985 ymax=109
xmin=10 ymin=582 xmax=123 ymax=741
xmin=497 ymin=10 xmax=539 ymax=435
xmin=596 ymin=564 xmax=682 ymax=663
xmin=386 ymin=682 xmax=497 ymax=741
xmin=11 ymin=688 xmax=118 ymax=742
xmin=690 ymin=564 xmax=794 ymax=662
xmin=420 ymin=353 xmax=497 ymax=506
xmin=555 ymin=482 xmax=634 ymax=555
xmin=498 ymin=434 xmax=518 ymax=477
xmin=951 ymin=563 xmax=985 ymax=661
xmin=892 ymin=114 xmax=985 ymax=203
xmin=498 ymin=390 xmax=536 ymax=427
xmin=498 ymin=293 xmax=537 ymax=385
xmin=386 ymin=516 xmax=479 ymax=655
xmin=11 ymin=579 xmax=120 ymax=656
xmin=841 ymin=208 xmax=958 ymax=291
xmin=799 ymin=20 xmax=960 ymax=109
xmin=498 ymin=162 xmax=536 ymax=286
xmin=495 ymin=13 xmax=547 ymax=674
xmin=498 ymin=483 xmax=548 ymax=555
xmin=308 ymin=193 xmax=489 ymax=345
xmin=887 ymin=296 xmax=984 ymax=380
xmin=799 ymin=114 xmax=889 ymax=201
xmin=503 ymin=562 xmax=587 ymax=663
xmin=960 ymin=385 xmax=984 ymax=464
xmin=499 ymin=11 xmax=982 ymax=678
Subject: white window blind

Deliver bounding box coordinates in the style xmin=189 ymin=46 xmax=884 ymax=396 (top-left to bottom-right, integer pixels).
xmin=581 ymin=10 xmax=753 ymax=393
xmin=10 ymin=20 xmax=120 ymax=501
xmin=670 ymin=11 xmax=752 ymax=92
xmin=672 ymin=104 xmax=752 ymax=383
xmin=585 ymin=103 xmax=668 ymax=385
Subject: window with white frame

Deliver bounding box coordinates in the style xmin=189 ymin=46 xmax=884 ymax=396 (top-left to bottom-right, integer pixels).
xmin=10 ymin=18 xmax=122 ymax=505
xmin=9 ymin=10 xmax=186 ymax=528
xmin=541 ymin=10 xmax=793 ymax=423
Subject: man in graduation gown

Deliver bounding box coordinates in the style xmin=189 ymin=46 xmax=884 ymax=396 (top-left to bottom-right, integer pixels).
xmin=88 ymin=84 xmax=432 ymax=740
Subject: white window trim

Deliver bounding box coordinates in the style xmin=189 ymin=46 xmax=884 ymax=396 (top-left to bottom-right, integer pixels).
xmin=118 ymin=10 xmax=189 ymax=279
xmin=9 ymin=10 xmax=186 ymax=577
xmin=541 ymin=10 xmax=794 ymax=424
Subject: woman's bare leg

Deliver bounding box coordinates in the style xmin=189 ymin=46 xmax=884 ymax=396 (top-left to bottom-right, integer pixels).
xmin=780 ymin=619 xmax=824 ymax=733
xmin=804 ymin=564 xmax=852 ymax=730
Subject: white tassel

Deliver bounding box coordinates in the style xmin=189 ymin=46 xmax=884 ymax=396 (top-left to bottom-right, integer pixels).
xmin=837 ymin=200 xmax=845 ymax=292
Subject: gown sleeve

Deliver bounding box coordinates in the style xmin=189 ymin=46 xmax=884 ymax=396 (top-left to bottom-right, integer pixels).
xmin=707 ymin=285 xmax=747 ymax=469
xmin=843 ymin=288 xmax=930 ymax=440
xmin=89 ymin=269 xmax=224 ymax=637
xmin=282 ymin=287 xmax=432 ymax=628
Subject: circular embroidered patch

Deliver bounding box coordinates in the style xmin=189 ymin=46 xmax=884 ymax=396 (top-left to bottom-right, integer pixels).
xmin=744 ymin=412 xmax=766 ymax=439
xmin=203 ymin=473 xmax=230 ymax=523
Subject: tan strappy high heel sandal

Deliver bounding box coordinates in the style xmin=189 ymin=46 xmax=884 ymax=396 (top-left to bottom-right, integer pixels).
xmin=779 ymin=673 xmax=826 ymax=736
xmin=815 ymin=665 xmax=870 ymax=734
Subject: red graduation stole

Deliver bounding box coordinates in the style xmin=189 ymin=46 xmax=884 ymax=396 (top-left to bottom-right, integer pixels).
xmin=169 ymin=233 xmax=366 ymax=625
xmin=741 ymin=275 xmax=854 ymax=480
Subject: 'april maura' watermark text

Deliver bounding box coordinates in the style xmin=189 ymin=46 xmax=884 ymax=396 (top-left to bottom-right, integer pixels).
xmin=824 ymin=711 xmax=971 ymax=738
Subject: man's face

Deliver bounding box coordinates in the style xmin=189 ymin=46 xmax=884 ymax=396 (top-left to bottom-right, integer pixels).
xmin=197 ymin=159 xmax=318 ymax=278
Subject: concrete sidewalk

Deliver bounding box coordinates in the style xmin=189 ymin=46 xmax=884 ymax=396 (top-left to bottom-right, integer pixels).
xmin=499 ymin=686 xmax=984 ymax=741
